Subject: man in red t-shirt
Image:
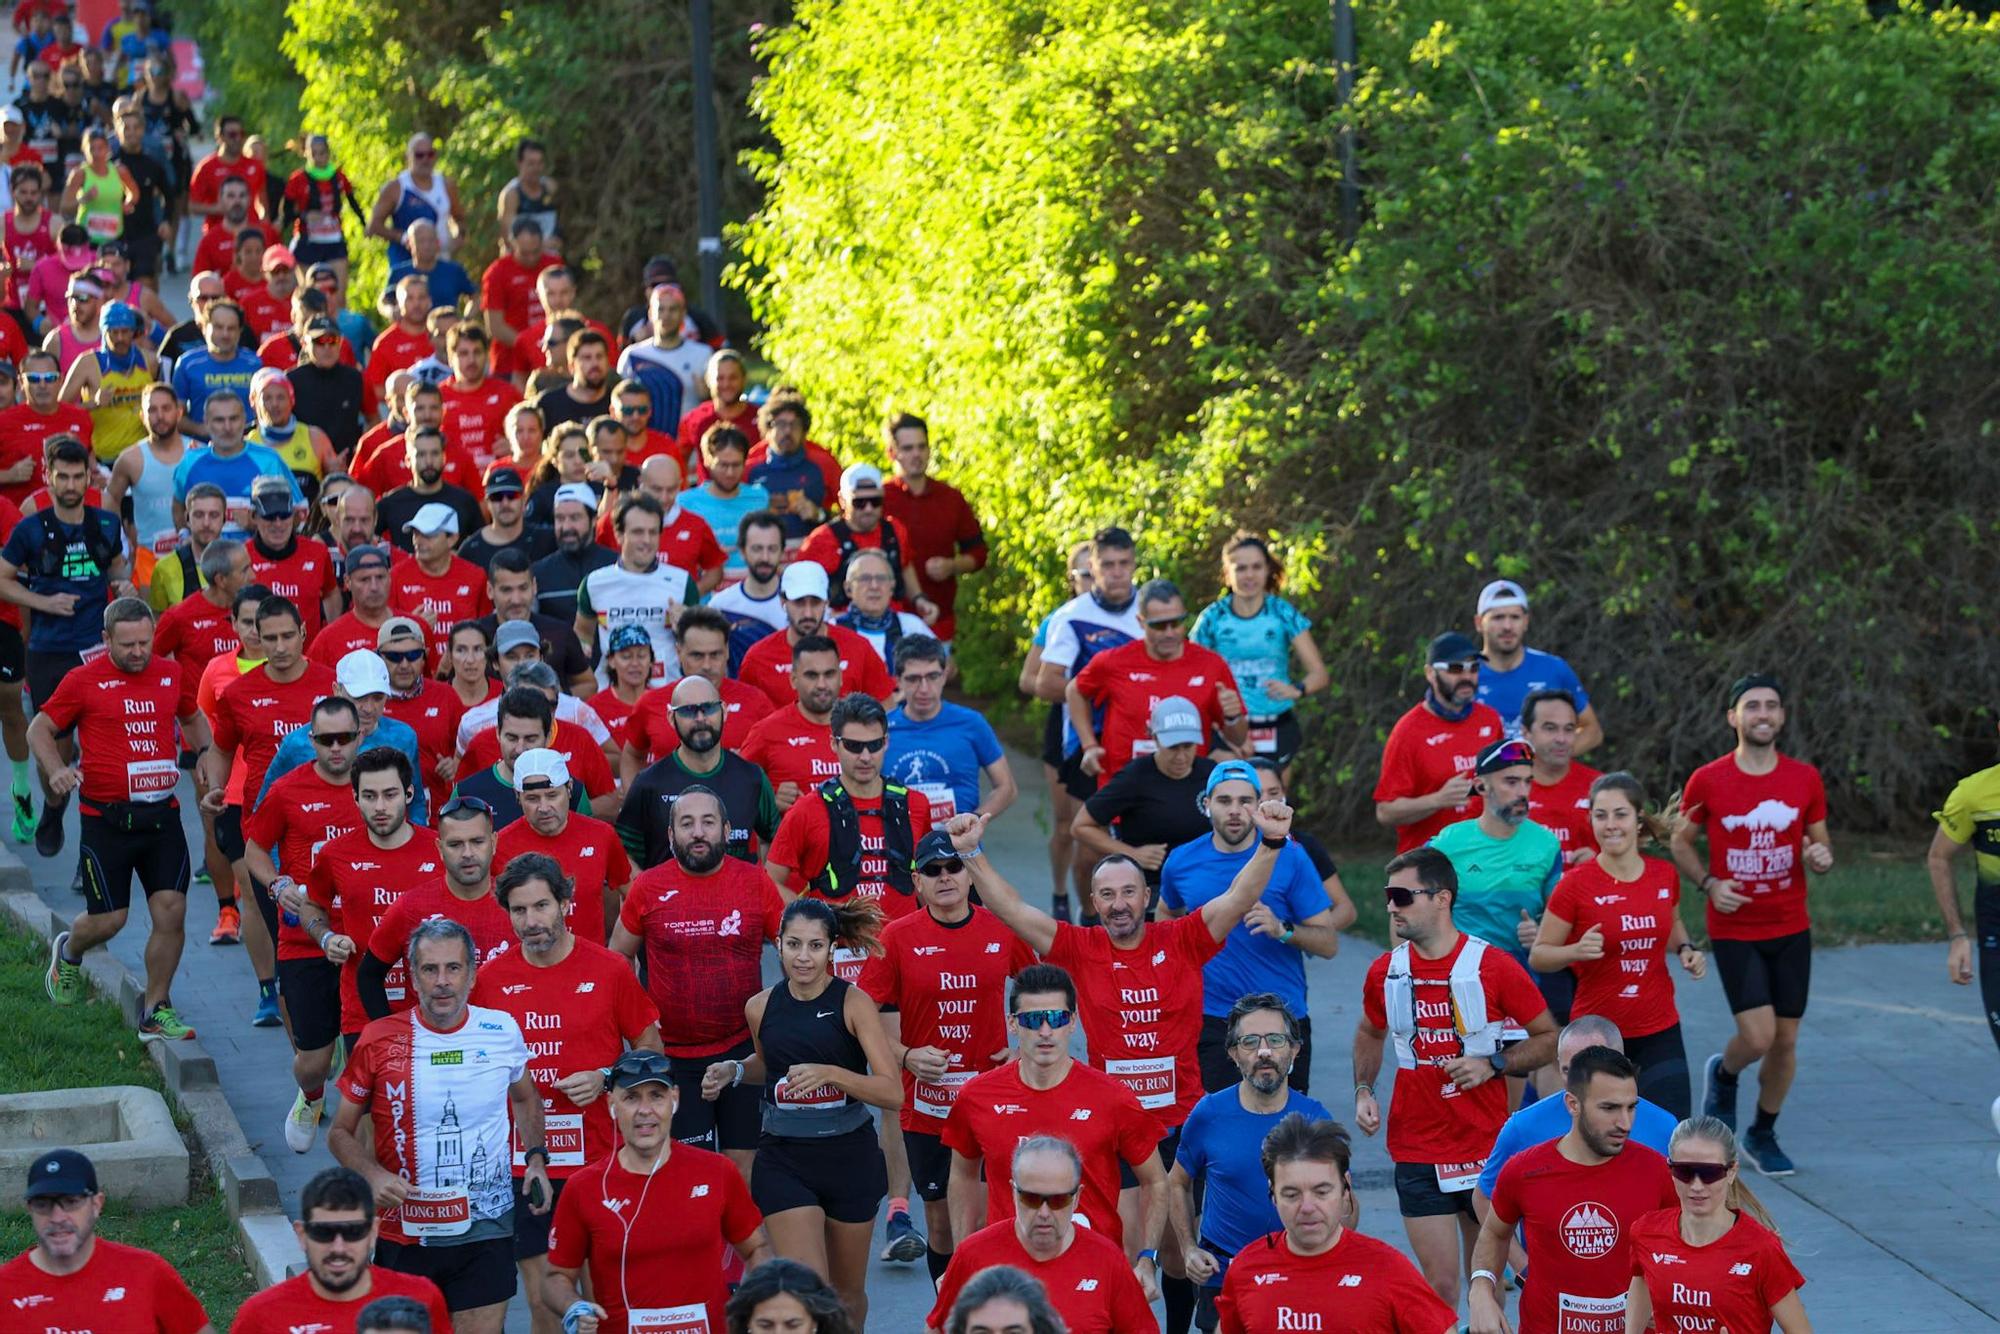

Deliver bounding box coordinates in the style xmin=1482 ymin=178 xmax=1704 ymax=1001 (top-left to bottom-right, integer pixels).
xmin=609 ymin=787 xmax=785 ymax=1177
xmin=1523 ymin=687 xmax=1602 ymax=865
xmin=472 ymin=850 xmax=662 ymax=1316
xmin=188 ymin=118 xmax=269 ymax=226
xmin=362 ymin=274 xmax=434 ymax=416
xmin=32 ymin=600 xmax=211 ymax=1040
xmin=736 ymin=561 xmax=894 ymax=708
xmin=246 ymin=477 xmax=340 ymax=641
xmin=796 ymin=461 xmax=939 ymax=620
xmin=480 ymin=217 xmax=559 ymax=381
xmin=1069 ymin=578 xmax=1248 ymax=787
xmin=232 ymin=1165 xmax=453 ymax=1334
xmin=153 ymin=536 xmax=248 ymax=680
xmin=391 ymin=503 xmax=491 ymax=662
xmin=355 ymin=800 xmax=515 ymax=1021
xmin=1354 ymin=843 xmax=1557 ymax=1310
xmin=1670 ymin=673 xmax=1831 ymax=1177
xmin=438 ymin=323 xmax=522 ymax=471
xmin=378 ymin=615 xmax=463 ymax=817
xmin=1471 ymin=1046 xmax=1678 ymax=1334
xmin=0 ymin=348 xmax=94 ymax=505
xmin=493 ymin=766 xmax=631 ymax=944
xmin=1374 ymin=630 xmax=1508 ymax=852
xmin=308 ymin=544 xmax=404 ymax=668
xmin=881 ymin=413 xmax=988 ymax=645
xmin=737 ymin=633 xmax=843 ymax=811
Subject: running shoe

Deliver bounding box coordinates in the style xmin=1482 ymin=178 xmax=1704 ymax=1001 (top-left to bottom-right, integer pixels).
xmin=1700 ymin=1053 xmax=1736 ymax=1131
xmin=1741 ymin=1126 xmax=1795 ymax=1177
xmin=33 ymin=794 xmax=67 ymax=857
xmin=139 ymin=1003 xmax=196 ymax=1042
xmin=192 ymin=868 xmax=212 ymax=887
xmin=1050 ymin=893 xmax=1074 ymax=924
xmin=11 ymin=790 xmax=33 ymax=843
xmin=209 ymin=904 xmax=241 ymax=945
xmin=44 ymin=931 xmax=83 ymax=1005
xmin=879 ymin=1208 xmax=926 ymax=1263
xmin=283 ymin=1089 xmax=323 ymax=1153
xmin=252 ymin=987 xmax=282 ymax=1028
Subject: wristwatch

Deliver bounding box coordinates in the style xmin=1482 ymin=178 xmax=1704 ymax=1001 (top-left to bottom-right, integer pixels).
xmin=1487 ymin=1049 xmax=1508 ymax=1076
xmin=522 ymin=1145 xmax=549 ymax=1167
xmin=1136 ymin=1248 xmax=1160 ymax=1268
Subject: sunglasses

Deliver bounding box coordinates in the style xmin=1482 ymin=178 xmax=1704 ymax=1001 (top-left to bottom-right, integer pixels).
xmin=918 ymin=858 xmax=966 ymax=877
xmin=616 ymin=403 xmax=649 ymax=415
xmin=1013 ymin=1008 xmax=1073 ymax=1032
xmin=1014 ymin=1186 xmax=1078 ymax=1211
xmin=838 ymin=736 xmax=887 ymax=755
xmin=24 ymin=371 xmax=59 ymax=385
xmin=1432 ymin=659 xmax=1482 ymax=674
xmin=312 ymin=731 xmax=359 ymax=747
xmin=846 ymin=495 xmax=884 ymax=510
xmin=1668 ymin=1161 xmax=1731 ymax=1185
xmin=412 ymin=149 xmax=436 ymax=160
xmin=311 ymin=334 xmax=340 ymax=347
xmin=302 ymin=1218 xmax=372 ymax=1243
xmin=610 ymin=1050 xmax=672 ymax=1083
xmin=671 ymin=701 xmax=723 ymax=719
xmin=1143 ymin=614 xmax=1188 ymax=631
xmin=1383 ymin=884 xmax=1449 ymax=908
xmin=380 ymin=648 xmax=425 ymax=665
xmin=440 ymin=795 xmax=495 ymax=818
xmin=1480 ymin=739 xmax=1535 ymax=770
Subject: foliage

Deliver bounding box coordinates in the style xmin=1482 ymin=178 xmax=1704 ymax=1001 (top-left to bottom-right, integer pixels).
xmin=740 ymin=0 xmax=2000 ymax=832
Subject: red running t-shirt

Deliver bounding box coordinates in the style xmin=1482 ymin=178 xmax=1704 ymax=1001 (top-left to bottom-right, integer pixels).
xmin=391 ymin=556 xmax=493 ymax=660
xmin=927 ymin=1220 xmax=1155 ymax=1334
xmin=308 ymin=825 xmax=444 ymax=1034
xmin=1373 ymin=699 xmax=1507 ymax=852
xmin=210 ymin=660 xmax=338 ymax=814
xmin=1679 ymin=753 xmax=1827 ymax=941
xmin=384 ymin=679 xmax=466 ymax=815
xmin=248 ymin=540 xmax=339 ymax=641
xmin=1546 ymin=857 xmax=1684 ymax=1039
xmin=244 ymin=764 xmax=361 ymax=961
xmin=941 ymin=1059 xmax=1161 ymax=1247
xmin=153 ymin=592 xmax=240 ymax=682
xmin=495 ymin=812 xmax=632 ymax=945
xmin=1489 ymin=1139 xmax=1678 ymax=1334
xmin=367 ymin=880 xmax=515 ymax=972
xmin=1044 ymin=914 xmax=1221 ymax=1128
xmin=1628 ymin=1207 xmax=1805 ymax=1334
xmin=231 ymin=1264 xmax=451 ymax=1334
xmin=0 ymin=1239 xmax=207 ymax=1334
xmin=472 ymin=938 xmax=660 ymax=1178
xmin=738 ymin=703 xmax=839 ymax=798
xmin=735 ymin=623 xmax=894 ymax=709
xmin=1217 ymin=1228 xmax=1458 ymax=1334
xmin=619 ymin=857 xmax=786 ymax=1057
xmin=625 ymin=676 xmax=776 ymax=761
xmin=857 ymin=905 xmax=1035 ymax=1132
xmin=1361 ymin=935 xmax=1546 ymax=1166
xmin=1072 ymin=639 xmax=1241 ymax=787
xmin=461 ymin=720 xmax=616 ymax=801
xmin=36 ymin=653 xmax=197 ymax=809
xmin=547 ymin=1145 xmax=763 ymax=1334
xmin=1530 ymin=760 xmax=1602 ymax=861
xmin=438 ymin=376 xmax=522 ymax=471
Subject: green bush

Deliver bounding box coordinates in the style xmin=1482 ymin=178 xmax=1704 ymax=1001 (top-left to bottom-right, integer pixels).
xmin=740 ymin=0 xmax=2000 ymax=832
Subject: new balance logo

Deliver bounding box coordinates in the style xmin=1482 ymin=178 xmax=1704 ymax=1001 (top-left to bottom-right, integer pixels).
xmin=690 ymin=1184 xmax=709 ymax=1198
xmin=1074 ymin=1279 xmax=1098 ymax=1292
xmin=582 ymin=847 xmax=598 ymax=858
xmin=1152 ymin=950 xmax=1167 ymax=965
xmin=420 ymin=863 xmax=437 ymax=872
xmin=1658 ymin=888 xmax=1673 ymax=899
xmin=984 ymin=942 xmax=1003 ymax=953
xmin=1730 ymin=1262 xmax=1754 ymax=1275
xmin=102 ymin=1288 xmax=125 ymax=1301
xmin=575 ymin=982 xmax=595 ymax=994
xmin=1337 ymin=1275 xmax=1361 ymax=1287
xmin=1069 ymin=1109 xmax=1093 ymax=1121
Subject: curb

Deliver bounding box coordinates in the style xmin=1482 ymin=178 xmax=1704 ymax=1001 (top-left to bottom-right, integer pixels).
xmin=0 ymin=844 xmax=304 ymax=1289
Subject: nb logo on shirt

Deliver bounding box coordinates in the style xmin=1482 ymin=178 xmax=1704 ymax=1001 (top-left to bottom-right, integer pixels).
xmin=102 ymin=1287 xmax=126 ymax=1301
xmin=690 ymin=1184 xmax=709 ymax=1198
xmin=984 ymin=942 xmax=1002 ymax=953
xmin=1152 ymin=951 xmax=1167 ymax=965
xmin=1337 ymin=1275 xmax=1362 ymax=1287
xmin=1068 ymin=1109 xmax=1093 ymax=1121
xmin=1074 ymin=1280 xmax=1098 ymax=1292
xmin=1730 ymin=1262 xmax=1754 ymax=1276
xmin=420 ymin=863 xmax=437 ymax=872
xmin=575 ymin=982 xmax=595 ymax=994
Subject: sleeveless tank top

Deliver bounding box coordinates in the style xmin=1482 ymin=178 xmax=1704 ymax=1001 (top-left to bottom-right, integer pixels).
xmin=88 ymin=345 xmax=150 ymax=460
xmin=506 ymin=176 xmax=559 ymax=242
xmin=54 ymin=322 xmax=101 ymax=375
xmin=131 ymin=436 xmax=181 ymax=554
xmin=3 ymin=211 xmax=53 ymax=306
xmin=388 ymin=169 xmax=453 ymax=266
xmin=249 ymin=421 xmax=322 ymax=480
xmin=758 ymin=976 xmax=873 ymax=1139
xmin=77 ymin=162 xmax=124 ymax=244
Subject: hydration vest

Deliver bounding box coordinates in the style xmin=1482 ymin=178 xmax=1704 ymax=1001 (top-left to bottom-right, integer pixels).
xmin=810 ymin=778 xmax=916 ymax=900
xmin=1382 ymin=936 xmax=1505 ymax=1070
xmin=827 ymin=519 xmax=905 ymax=609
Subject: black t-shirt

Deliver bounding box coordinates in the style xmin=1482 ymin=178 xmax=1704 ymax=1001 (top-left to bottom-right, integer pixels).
xmin=529 ymin=544 xmax=615 ymax=622
xmin=470 ymin=610 xmax=588 ymax=684
xmin=288 ymin=362 xmax=367 ymax=458
xmin=114 ymin=145 xmax=172 ymax=238
xmin=377 ymin=483 xmax=484 ymax=551
xmin=615 ymin=749 xmax=778 ymax=871
xmin=160 ymin=319 xmax=205 ymax=372
xmin=458 ymin=524 xmax=556 ymax=573
xmin=530 ymin=384 xmax=612 ymax=432
xmin=1083 ymin=754 xmax=1219 ymax=886
xmin=451 ymin=763 xmax=585 ymax=833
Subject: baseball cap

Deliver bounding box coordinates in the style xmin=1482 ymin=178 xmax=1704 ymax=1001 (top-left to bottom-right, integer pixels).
xmin=1147 ymin=696 xmax=1203 ymax=749
xmin=1728 ymin=673 xmax=1784 ymax=708
xmin=344 ymin=544 xmax=391 ymax=575
xmin=484 ymin=465 xmax=525 ymax=498
xmin=1203 ymin=760 xmax=1261 ymax=798
xmin=607 ymin=624 xmax=652 ymax=655
xmin=1427 ymin=631 xmax=1484 ymax=667
xmin=24 ymin=1149 xmax=97 ymax=1200
xmin=606 ymin=1047 xmax=673 ymax=1091
xmin=641 ymin=255 xmax=678 ymax=285
xmin=914 ymin=829 xmax=962 ymax=870
xmin=307 ymin=262 xmax=339 ymax=284
xmin=377 ymin=615 xmax=426 ymax=649
xmin=494 ymin=621 xmax=541 ymax=657
xmin=404 ymin=502 xmax=459 ymax=536
xmin=780 ymin=562 xmax=830 ymax=601
xmin=552 ymin=482 xmax=598 ymax=514
xmin=514 ymin=747 xmax=571 ymax=790
xmin=336 ymin=649 xmax=391 ymax=698
xmin=1476 ymin=579 xmax=1529 ymax=617
xmin=840 ymin=462 xmax=883 ymax=494
xmin=1474 ymin=738 xmax=1535 ymax=775
xmin=261 ymin=244 xmax=298 ymax=273
xmin=0 ymin=106 xmax=24 ymax=127
xmin=250 ymin=475 xmax=293 ymax=519
xmin=302 ymin=314 xmax=339 ymax=338
xmin=101 ymin=301 xmax=142 ymax=333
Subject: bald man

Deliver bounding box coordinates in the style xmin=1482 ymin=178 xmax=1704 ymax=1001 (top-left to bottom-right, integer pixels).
xmin=614 ymin=674 xmax=779 ymax=870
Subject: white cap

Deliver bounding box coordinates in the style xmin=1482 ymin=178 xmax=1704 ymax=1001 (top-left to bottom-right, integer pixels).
xmin=404 ymin=502 xmax=459 ymax=536
xmin=839 ymin=462 xmax=883 ymax=495
xmin=0 ymin=107 xmax=23 ymax=127
xmin=514 ymin=747 xmax=571 ymax=789
xmin=335 ymin=649 xmax=391 ymax=698
xmin=1476 ymin=579 xmax=1528 ymax=616
xmin=552 ymin=482 xmax=598 ymax=514
xmin=780 ymin=561 xmax=830 ymax=601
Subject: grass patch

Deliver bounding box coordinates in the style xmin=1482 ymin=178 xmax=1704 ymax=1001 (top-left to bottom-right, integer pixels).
xmin=0 ymin=922 xmax=258 ymax=1326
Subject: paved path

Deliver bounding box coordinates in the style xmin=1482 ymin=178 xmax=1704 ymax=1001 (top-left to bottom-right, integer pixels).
xmin=16 ymin=745 xmax=2000 ymax=1328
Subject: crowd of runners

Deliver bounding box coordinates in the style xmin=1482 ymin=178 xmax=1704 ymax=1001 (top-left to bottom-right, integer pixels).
xmin=0 ymin=5 xmax=1994 ymax=1331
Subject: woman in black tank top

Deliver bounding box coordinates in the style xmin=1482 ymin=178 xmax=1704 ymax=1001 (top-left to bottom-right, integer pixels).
xmin=740 ymin=897 xmax=900 ymax=1329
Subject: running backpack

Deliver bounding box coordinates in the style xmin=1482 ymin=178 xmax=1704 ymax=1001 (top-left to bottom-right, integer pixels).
xmin=827 ymin=519 xmax=904 ymax=609
xmin=811 ymin=778 xmax=917 ymax=899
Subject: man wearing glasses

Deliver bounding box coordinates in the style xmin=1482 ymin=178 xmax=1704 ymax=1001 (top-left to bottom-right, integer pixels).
xmin=886 ymin=634 xmax=1014 ymax=831
xmin=287 ymin=314 xmax=366 ymax=459
xmin=232 ymin=1166 xmax=451 ymax=1334
xmin=617 ymin=672 xmax=777 ymax=869
xmin=1374 ymin=628 xmax=1508 ymax=853
xmin=1353 ymin=844 xmax=1558 ymax=1311
xmin=0 ymin=1148 xmax=213 ymax=1333
xmin=797 ymin=461 xmax=936 ymax=620
xmin=0 ymin=348 xmax=93 ymax=506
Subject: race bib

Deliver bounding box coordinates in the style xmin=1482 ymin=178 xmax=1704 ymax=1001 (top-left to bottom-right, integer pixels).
xmin=910 ymin=782 xmax=956 ymax=829
xmin=1104 ymin=1055 xmax=1176 ymax=1110
xmin=1131 ymin=738 xmax=1157 ymax=757
xmin=85 ymin=212 xmax=122 ymax=242
xmin=149 ymin=529 xmax=180 ymax=556
xmin=912 ymin=1070 xmax=973 ymax=1119
xmin=307 ymin=214 xmax=343 ymax=244
xmin=397 ymin=1185 xmax=471 ymax=1238
xmin=1557 ymin=1291 xmax=1625 ymax=1333
xmin=772 ymin=1075 xmax=848 ymax=1111
xmin=1249 ymin=725 xmax=1279 ymax=755
xmin=831 ymin=946 xmax=866 ymax=985
xmin=627 ymin=1305 xmax=709 ymax=1334
xmin=126 ymin=758 xmax=179 ymax=803
xmin=1434 ymin=1158 xmax=1485 ymax=1194
xmin=515 ymin=1111 xmax=585 ymax=1168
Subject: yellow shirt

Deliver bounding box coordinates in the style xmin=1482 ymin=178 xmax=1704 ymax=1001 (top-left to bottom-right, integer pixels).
xmin=1935 ymin=762 xmax=2000 ymax=892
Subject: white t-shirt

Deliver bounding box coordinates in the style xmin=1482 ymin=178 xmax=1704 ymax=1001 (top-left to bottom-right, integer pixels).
xmin=455 ymin=693 xmax=611 ymax=754
xmin=617 ymin=341 xmax=713 ymax=425
xmin=577 ymin=559 xmax=696 ymax=686
xmin=707 ymin=580 xmax=789 ymax=635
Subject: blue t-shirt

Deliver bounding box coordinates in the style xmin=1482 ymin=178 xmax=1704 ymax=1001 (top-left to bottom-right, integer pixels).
xmin=256 ymin=717 xmax=430 ymax=830
xmin=886 ymin=701 xmax=1005 ymax=822
xmin=335 ymin=310 xmax=377 ymax=367
xmin=1477 ymin=646 xmax=1590 ymax=737
xmin=1190 ymin=593 xmax=1313 ymax=720
xmin=172 ymin=443 xmax=304 ymax=518
xmin=169 ymin=348 xmax=266 ymax=431
xmin=382 ymin=259 xmax=476 ymax=312
xmin=744 ymin=449 xmax=826 ymax=543
xmin=0 ymin=507 xmax=125 ymax=654
xmin=680 ymin=483 xmax=771 ymax=572
xmin=1159 ymin=837 xmax=1331 ymax=1018
xmin=1175 ymin=1086 xmax=1333 ymax=1284
xmin=1475 ymin=1092 xmax=1678 ymax=1197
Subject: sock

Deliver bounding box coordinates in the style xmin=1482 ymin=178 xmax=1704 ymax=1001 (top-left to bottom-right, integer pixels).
xmin=1714 ymin=1060 xmax=1740 ymax=1084
xmin=259 ymin=977 xmax=278 ymax=1001
xmin=215 ymin=894 xmax=237 ymax=909
xmin=888 ymin=1195 xmax=911 ymax=1219
xmin=924 ymin=1245 xmax=952 ymax=1285
xmin=1163 ymin=1275 xmax=1197 ymax=1334
xmin=301 ymin=1085 xmax=323 ymax=1104
xmin=1751 ymin=1105 xmax=1778 ymax=1135
xmin=11 ymin=765 xmax=29 ymax=799
xmin=58 ymin=941 xmax=80 ymax=965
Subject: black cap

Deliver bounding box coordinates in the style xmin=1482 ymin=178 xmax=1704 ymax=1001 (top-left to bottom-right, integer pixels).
xmin=25 ymin=1148 xmax=97 ymax=1199
xmin=1474 ymin=738 xmax=1535 ymax=775
xmin=914 ymin=830 xmax=962 ymax=870
xmin=302 ymin=315 xmax=338 ymax=337
xmin=606 ymin=1048 xmax=673 ymax=1091
xmin=1728 ymin=673 xmax=1784 ymax=708
xmin=485 ymin=466 xmax=525 ymax=498
xmin=1426 ymin=631 xmax=1484 ymax=666
xmin=250 ymin=476 xmax=294 ymax=519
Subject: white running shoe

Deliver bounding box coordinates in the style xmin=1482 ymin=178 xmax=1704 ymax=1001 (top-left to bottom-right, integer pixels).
xmin=284 ymin=1089 xmax=323 ymax=1154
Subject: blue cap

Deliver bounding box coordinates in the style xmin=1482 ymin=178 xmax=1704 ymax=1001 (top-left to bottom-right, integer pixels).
xmin=25 ymin=1148 xmax=97 ymax=1199
xmin=607 ymin=624 xmax=652 ymax=655
xmin=1203 ymin=760 xmax=1261 ymax=797
xmin=102 ymin=301 xmax=142 ymax=333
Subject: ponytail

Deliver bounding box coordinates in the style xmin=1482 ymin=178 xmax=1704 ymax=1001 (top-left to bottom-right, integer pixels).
xmin=1589 ymin=771 xmax=1675 ymax=847
xmin=1728 ymin=1176 xmax=1779 ymax=1233
xmin=780 ymin=896 xmax=883 ymax=959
